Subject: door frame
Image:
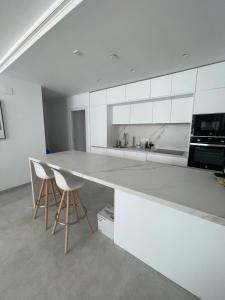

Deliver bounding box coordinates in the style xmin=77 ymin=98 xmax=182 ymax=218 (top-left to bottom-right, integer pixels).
xmin=70 ymin=107 xmax=88 ymax=152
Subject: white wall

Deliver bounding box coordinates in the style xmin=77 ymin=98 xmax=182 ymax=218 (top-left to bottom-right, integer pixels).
xmin=67 ymin=92 xmax=90 ymax=152
xmin=0 ymin=75 xmax=46 ymax=191
xmin=114 ymin=123 xmax=190 ymax=151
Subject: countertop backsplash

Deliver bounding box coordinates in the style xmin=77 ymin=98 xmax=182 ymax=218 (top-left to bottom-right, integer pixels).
xmin=114 ymin=123 xmax=191 ymax=151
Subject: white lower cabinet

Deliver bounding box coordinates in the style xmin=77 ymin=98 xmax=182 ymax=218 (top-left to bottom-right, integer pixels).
xmin=90 ymin=105 xmax=107 ymax=147
xmin=130 ymin=102 xmax=153 ymax=124
xmin=123 ymin=150 xmax=147 ymax=161
xmin=153 ymin=99 xmax=172 ymax=123
xmin=170 ymin=97 xmax=193 ymax=123
xmin=146 ymin=152 xmax=187 ymax=167
xmin=91 ymin=147 xmax=107 ymax=155
xmin=112 ymin=105 xmax=130 ymax=124
xmin=107 ymin=148 xmax=124 ymax=158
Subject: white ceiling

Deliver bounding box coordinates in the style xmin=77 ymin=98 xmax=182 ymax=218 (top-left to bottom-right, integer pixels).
xmin=0 ymin=0 xmax=59 ymax=59
xmin=3 ymin=0 xmax=225 ymax=98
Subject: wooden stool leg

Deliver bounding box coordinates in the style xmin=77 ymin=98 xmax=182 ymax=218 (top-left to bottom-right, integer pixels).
xmin=76 ymin=191 xmax=93 ymax=234
xmin=52 ymin=191 xmax=66 ymax=234
xmin=72 ymin=191 xmax=78 ymax=223
xmin=50 ymin=178 xmax=58 ymax=206
xmin=53 ymin=179 xmax=62 ymax=197
xmin=33 ymin=179 xmax=45 ymax=219
xmin=65 ymin=192 xmax=70 ymax=254
xmin=45 ymin=180 xmax=49 ymax=230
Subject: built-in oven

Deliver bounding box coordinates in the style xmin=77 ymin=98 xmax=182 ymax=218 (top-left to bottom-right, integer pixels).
xmin=191 ymin=113 xmax=225 ymax=137
xmin=188 ymin=137 xmax=225 ymax=171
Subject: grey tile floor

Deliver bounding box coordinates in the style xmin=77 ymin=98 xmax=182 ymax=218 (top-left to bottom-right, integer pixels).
xmin=0 ymin=181 xmax=199 ymax=300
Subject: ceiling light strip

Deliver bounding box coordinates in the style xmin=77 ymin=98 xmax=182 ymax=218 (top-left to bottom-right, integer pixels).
xmin=0 ymin=0 xmax=84 ymax=73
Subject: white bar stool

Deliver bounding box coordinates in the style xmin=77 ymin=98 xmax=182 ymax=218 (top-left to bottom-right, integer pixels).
xmin=51 ymin=169 xmax=93 ymax=254
xmin=32 ymin=161 xmax=61 ymax=230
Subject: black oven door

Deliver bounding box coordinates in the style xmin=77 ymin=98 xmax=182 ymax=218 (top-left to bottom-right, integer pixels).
xmin=188 ymin=145 xmax=225 ymax=171
xmin=192 ymin=113 xmax=225 ymax=137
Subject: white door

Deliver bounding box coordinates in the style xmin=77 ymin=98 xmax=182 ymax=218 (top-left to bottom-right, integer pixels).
xmin=171 ymin=97 xmax=193 ymax=123
xmin=112 ymin=105 xmax=130 ymax=124
xmin=72 ymin=110 xmax=86 ymax=151
xmin=90 ymin=105 xmax=107 ymax=147
xmin=130 ymin=102 xmax=153 ymax=124
xmin=153 ymin=99 xmax=172 ymax=123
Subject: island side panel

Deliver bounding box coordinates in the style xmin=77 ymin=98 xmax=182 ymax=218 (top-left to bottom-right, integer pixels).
xmin=114 ymin=189 xmax=225 ymax=300
xmin=29 ymin=159 xmax=40 ymax=207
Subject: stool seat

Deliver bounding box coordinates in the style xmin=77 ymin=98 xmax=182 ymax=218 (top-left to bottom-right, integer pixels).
xmin=33 ymin=161 xmax=54 ymax=180
xmin=52 ymin=169 xmax=84 ymax=191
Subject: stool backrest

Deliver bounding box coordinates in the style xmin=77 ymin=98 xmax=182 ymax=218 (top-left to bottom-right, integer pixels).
xmin=33 ymin=161 xmax=50 ymax=179
xmin=51 ymin=169 xmax=68 ymax=191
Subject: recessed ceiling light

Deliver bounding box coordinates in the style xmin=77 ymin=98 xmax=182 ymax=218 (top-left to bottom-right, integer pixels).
xmin=73 ymin=49 xmax=83 ymax=56
xmin=182 ymin=53 xmax=190 ymax=58
xmin=110 ymin=53 xmax=119 ymax=59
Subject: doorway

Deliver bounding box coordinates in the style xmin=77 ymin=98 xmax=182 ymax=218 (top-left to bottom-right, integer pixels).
xmin=71 ymin=110 xmax=86 ymax=151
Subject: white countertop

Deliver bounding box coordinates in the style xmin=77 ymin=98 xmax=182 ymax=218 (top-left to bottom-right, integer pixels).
xmin=29 ymin=151 xmax=225 ymax=226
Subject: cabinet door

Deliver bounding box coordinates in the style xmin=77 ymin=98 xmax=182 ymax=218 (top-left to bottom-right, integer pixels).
xmin=171 ymin=69 xmax=197 ymax=96
xmin=107 ymin=85 xmax=126 ymax=104
xmin=90 ymin=105 xmax=107 ymax=147
xmin=123 ymin=150 xmax=147 ymax=161
xmin=112 ymin=105 xmax=130 ymax=124
xmin=107 ymin=148 xmax=124 ymax=158
xmin=151 ymin=75 xmax=172 ymax=98
xmin=196 ymin=62 xmax=225 ymax=91
xmin=146 ymin=153 xmax=187 ymax=167
xmin=90 ymin=90 xmax=107 ymax=106
xmin=91 ymin=147 xmax=107 ymax=155
xmin=171 ymin=97 xmax=193 ymax=123
xmin=194 ymin=89 xmax=225 ymax=114
xmin=130 ymin=102 xmax=153 ymax=124
xmin=126 ymin=80 xmax=150 ymax=102
xmin=152 ymin=100 xmax=171 ymax=123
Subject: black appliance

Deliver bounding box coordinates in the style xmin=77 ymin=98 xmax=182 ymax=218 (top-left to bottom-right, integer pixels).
xmin=191 ymin=113 xmax=225 ymax=137
xmin=188 ymin=136 xmax=225 ymax=171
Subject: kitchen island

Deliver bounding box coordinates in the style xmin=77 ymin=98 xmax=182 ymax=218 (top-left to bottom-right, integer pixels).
xmin=29 ymin=151 xmax=225 ymax=300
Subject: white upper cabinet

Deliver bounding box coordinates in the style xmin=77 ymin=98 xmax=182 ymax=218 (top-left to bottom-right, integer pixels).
xmin=151 ymin=74 xmax=172 ymax=98
xmin=107 ymin=85 xmax=126 ymax=104
xmin=153 ymin=99 xmax=171 ymax=123
xmin=171 ymin=69 xmax=197 ymax=96
xmin=112 ymin=105 xmax=130 ymax=124
xmin=194 ymin=89 xmax=225 ymax=114
xmin=90 ymin=105 xmax=107 ymax=147
xmin=126 ymin=80 xmax=150 ymax=102
xmin=130 ymin=102 xmax=153 ymax=124
xmin=171 ymin=97 xmax=193 ymax=123
xmin=196 ymin=62 xmax=225 ymax=91
xmin=90 ymin=90 xmax=107 ymax=106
